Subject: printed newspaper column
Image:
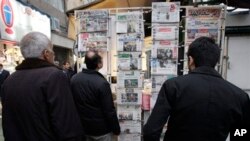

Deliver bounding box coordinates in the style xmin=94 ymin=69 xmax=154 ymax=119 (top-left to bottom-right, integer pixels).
xmin=116 ymin=11 xmax=144 ymax=141
xmin=75 ymin=10 xmax=110 ymax=52
xmin=150 ymin=1 xmax=180 ymax=110
xmin=149 ymin=2 xmax=180 ymax=140
xmin=183 ymin=7 xmax=223 ymax=74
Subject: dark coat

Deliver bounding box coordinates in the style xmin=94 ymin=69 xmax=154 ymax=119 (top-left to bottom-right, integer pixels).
xmin=71 ymin=69 xmax=120 ymax=136
xmin=63 ymin=68 xmax=76 ymax=81
xmin=143 ymin=66 xmax=250 ymax=141
xmin=1 ymin=58 xmax=84 ymax=141
xmin=0 ymin=69 xmax=10 ymax=96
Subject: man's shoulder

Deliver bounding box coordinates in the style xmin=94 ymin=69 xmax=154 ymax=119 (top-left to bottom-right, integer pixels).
xmin=223 ymin=80 xmax=249 ymax=97
xmin=41 ymin=66 xmax=61 ymax=73
xmin=164 ymin=74 xmax=189 ymax=84
xmin=72 ymin=71 xmax=107 ymax=83
xmin=3 ymin=69 xmax=9 ymax=73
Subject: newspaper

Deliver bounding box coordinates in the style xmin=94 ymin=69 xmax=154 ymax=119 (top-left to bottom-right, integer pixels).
xmin=151 ymin=57 xmax=177 ymax=75
xmin=117 ymin=88 xmax=142 ymax=105
xmin=184 ymin=7 xmax=222 ymax=74
xmin=117 ymin=34 xmax=142 ymax=52
xmin=152 ymin=40 xmax=178 ymax=48
xmin=151 ymin=47 xmax=178 ymax=75
xmin=152 ymin=75 xmax=176 ymax=93
xmin=151 ymin=47 xmax=178 ymax=59
xmin=152 ymin=24 xmax=179 ymax=40
xmin=185 ymin=7 xmax=222 ymax=43
xmin=117 ymin=105 xmax=141 ymax=121
xmin=78 ymin=32 xmax=108 ymax=51
xmin=76 ymin=10 xmax=109 ymax=33
xmin=118 ymin=134 xmax=141 ymax=141
xmin=186 ymin=28 xmax=219 ymax=43
xmin=116 ymin=12 xmax=144 ymax=34
xmin=187 ymin=7 xmax=221 ymax=19
xmin=119 ymin=120 xmax=141 ymax=134
xmin=152 ymin=2 xmax=180 ymax=23
xmin=117 ymin=71 xmax=143 ymax=88
xmin=117 ymin=52 xmax=141 ymax=70
xmin=150 ymin=92 xmax=158 ymax=109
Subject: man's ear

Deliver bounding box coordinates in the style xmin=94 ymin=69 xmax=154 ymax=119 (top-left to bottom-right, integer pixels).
xmin=188 ymin=56 xmax=193 ymax=65
xmin=97 ymin=62 xmax=103 ymax=69
xmin=42 ymin=49 xmax=50 ymax=61
xmin=188 ymin=56 xmax=196 ymax=70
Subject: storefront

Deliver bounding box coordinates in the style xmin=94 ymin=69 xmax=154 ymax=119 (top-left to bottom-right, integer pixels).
xmin=0 ymin=0 xmax=50 ymax=73
xmin=51 ymin=33 xmax=75 ymax=67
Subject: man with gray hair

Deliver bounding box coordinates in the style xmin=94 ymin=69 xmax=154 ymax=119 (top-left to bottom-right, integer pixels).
xmin=1 ymin=32 xmax=84 ymax=141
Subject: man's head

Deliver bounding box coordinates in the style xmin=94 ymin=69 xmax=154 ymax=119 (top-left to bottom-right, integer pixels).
xmin=84 ymin=51 xmax=103 ymax=70
xmin=20 ymin=32 xmax=54 ymax=64
xmin=63 ymin=61 xmax=70 ymax=70
xmin=187 ymin=37 xmax=220 ymax=70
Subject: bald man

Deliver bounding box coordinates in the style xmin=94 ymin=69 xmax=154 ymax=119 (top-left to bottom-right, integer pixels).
xmin=71 ymin=51 xmax=120 ymax=141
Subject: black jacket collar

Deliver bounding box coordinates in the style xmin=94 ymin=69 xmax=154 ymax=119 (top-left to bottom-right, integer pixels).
xmin=16 ymin=58 xmax=60 ymax=70
xmin=82 ymin=68 xmax=105 ymax=79
xmin=189 ymin=66 xmax=222 ymax=78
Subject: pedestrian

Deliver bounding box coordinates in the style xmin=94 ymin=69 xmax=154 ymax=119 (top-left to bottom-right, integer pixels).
xmin=0 ymin=63 xmax=10 ymax=97
xmin=1 ymin=32 xmax=84 ymax=141
xmin=143 ymin=37 xmax=250 ymax=141
xmin=62 ymin=60 xmax=75 ymax=80
xmin=71 ymin=50 xmax=120 ymax=141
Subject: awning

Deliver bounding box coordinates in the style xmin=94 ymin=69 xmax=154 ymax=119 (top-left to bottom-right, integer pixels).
xmin=51 ymin=33 xmax=74 ymax=49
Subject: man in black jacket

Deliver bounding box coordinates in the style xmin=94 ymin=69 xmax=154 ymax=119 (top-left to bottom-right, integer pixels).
xmin=1 ymin=32 xmax=84 ymax=141
xmin=143 ymin=37 xmax=250 ymax=141
xmin=71 ymin=51 xmax=120 ymax=141
xmin=0 ymin=63 xmax=10 ymax=97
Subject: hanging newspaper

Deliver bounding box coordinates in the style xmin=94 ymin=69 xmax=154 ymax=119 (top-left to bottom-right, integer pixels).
xmin=116 ymin=12 xmax=144 ymax=35
xmin=78 ymin=32 xmax=108 ymax=51
xmin=117 ymin=88 xmax=142 ymax=105
xmin=152 ymin=75 xmax=176 ymax=93
xmin=186 ymin=29 xmax=218 ymax=43
xmin=185 ymin=7 xmax=222 ymax=43
xmin=117 ymin=34 xmax=142 ymax=52
xmin=152 ymin=24 xmax=179 ymax=40
xmin=150 ymin=92 xmax=158 ymax=110
xmin=152 ymin=2 xmax=180 ymax=23
xmin=76 ymin=10 xmax=109 ymax=33
xmin=117 ymin=71 xmax=143 ymax=88
xmin=152 ymin=48 xmax=178 ymax=74
xmin=118 ymin=134 xmax=141 ymax=141
xmin=152 ymin=40 xmax=179 ymax=48
xmin=151 ymin=56 xmax=178 ymax=75
xmin=119 ymin=120 xmax=141 ymax=134
xmin=117 ymin=105 xmax=141 ymax=121
xmin=117 ymin=52 xmax=141 ymax=70
xmin=152 ymin=47 xmax=178 ymax=60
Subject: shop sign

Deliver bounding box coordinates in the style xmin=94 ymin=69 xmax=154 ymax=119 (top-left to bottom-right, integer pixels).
xmin=0 ymin=0 xmax=51 ymax=41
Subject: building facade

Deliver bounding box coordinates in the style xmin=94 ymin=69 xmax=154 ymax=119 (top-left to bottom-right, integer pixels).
xmin=18 ymin=0 xmax=74 ymax=67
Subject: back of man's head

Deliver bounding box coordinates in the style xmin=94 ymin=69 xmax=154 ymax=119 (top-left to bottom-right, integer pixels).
xmin=20 ymin=32 xmax=51 ymax=59
xmin=84 ymin=51 xmax=102 ymax=70
xmin=187 ymin=37 xmax=220 ymax=68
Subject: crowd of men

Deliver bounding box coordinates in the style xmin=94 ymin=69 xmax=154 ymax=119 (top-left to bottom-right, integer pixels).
xmin=0 ymin=32 xmax=249 ymax=141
